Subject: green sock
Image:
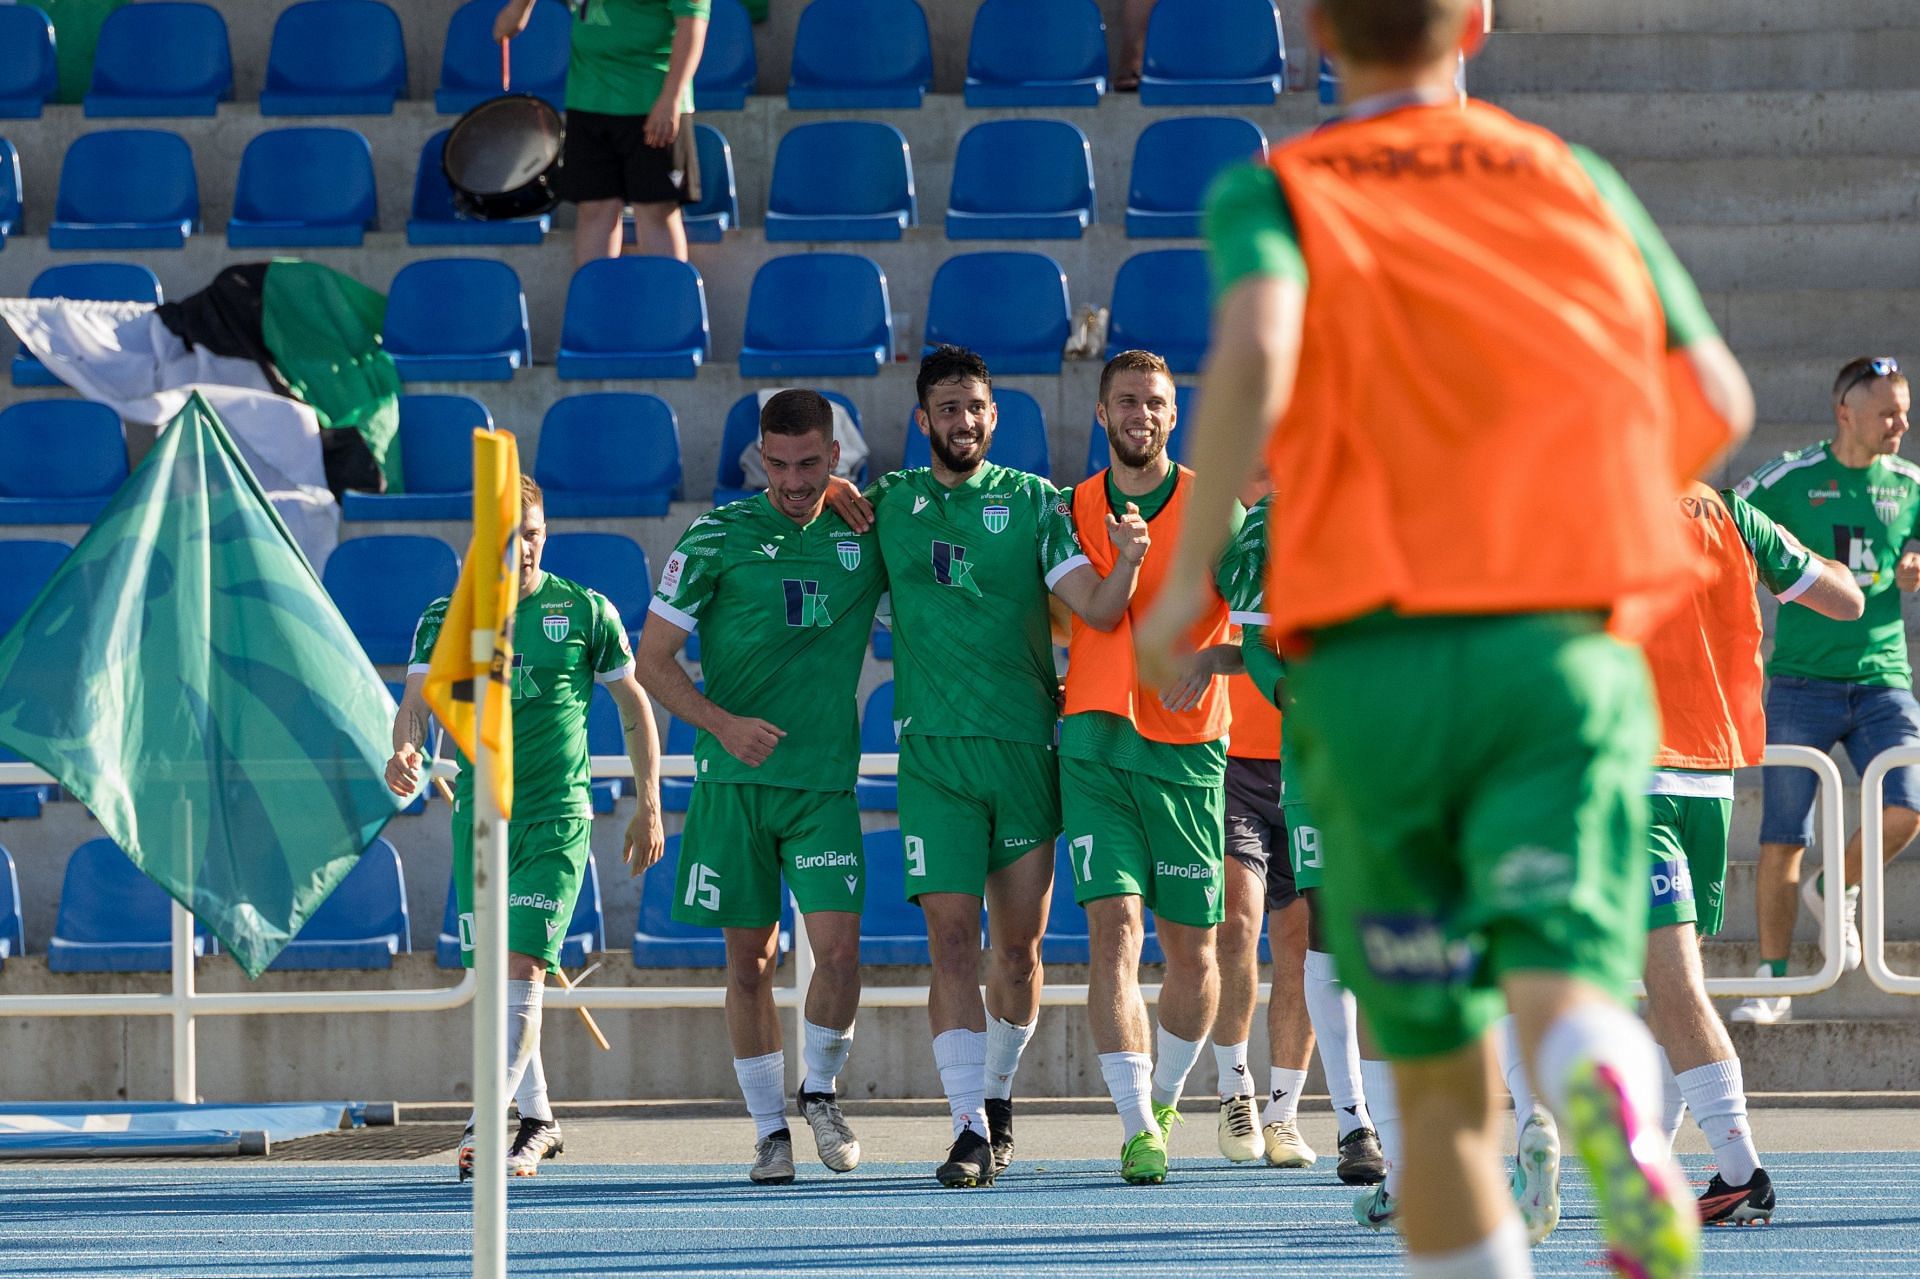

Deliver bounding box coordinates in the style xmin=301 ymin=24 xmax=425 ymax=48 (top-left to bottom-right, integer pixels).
xmin=1763 ymin=958 xmax=1788 ymax=979
xmin=1813 ymin=871 xmax=1824 ymax=896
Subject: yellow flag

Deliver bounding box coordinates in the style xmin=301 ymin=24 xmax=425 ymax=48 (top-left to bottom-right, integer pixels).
xmin=423 ymin=430 xmax=521 ymax=819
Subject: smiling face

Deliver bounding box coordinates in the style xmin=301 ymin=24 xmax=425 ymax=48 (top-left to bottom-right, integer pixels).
xmin=1836 ymin=376 xmax=1912 ymax=460
xmin=1097 ymin=367 xmax=1177 ymax=471
xmin=760 ymin=425 xmax=840 ymax=523
xmin=917 ymin=375 xmax=997 ymax=476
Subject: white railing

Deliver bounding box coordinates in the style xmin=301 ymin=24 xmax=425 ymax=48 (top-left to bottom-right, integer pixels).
xmin=1857 ymin=745 xmax=1920 ymax=996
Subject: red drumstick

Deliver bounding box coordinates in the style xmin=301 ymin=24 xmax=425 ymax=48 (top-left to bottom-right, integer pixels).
xmin=500 ymin=38 xmax=511 ymax=92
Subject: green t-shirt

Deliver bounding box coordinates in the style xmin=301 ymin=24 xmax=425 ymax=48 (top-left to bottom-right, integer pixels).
xmin=650 ymin=495 xmax=885 ymax=791
xmin=1216 ymin=492 xmax=1291 ymax=735
xmin=566 ymin=0 xmax=709 ymax=117
xmin=867 ymin=463 xmax=1088 ymax=746
xmin=409 ymin=571 xmax=633 ymax=824
xmin=1734 ymin=446 xmax=1920 ymax=686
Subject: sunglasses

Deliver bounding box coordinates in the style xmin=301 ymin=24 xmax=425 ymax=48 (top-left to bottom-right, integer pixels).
xmin=1837 ymin=357 xmax=1901 ymax=402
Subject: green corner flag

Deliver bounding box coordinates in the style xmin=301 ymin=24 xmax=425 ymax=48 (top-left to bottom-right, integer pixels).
xmin=0 ymin=393 xmax=402 ymax=977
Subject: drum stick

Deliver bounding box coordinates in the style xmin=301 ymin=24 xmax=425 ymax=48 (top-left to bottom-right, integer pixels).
xmin=552 ymin=965 xmax=613 ymax=1051
xmin=500 ymin=38 xmax=511 ymax=92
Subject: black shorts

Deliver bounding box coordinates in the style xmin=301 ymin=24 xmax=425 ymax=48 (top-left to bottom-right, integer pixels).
xmin=558 ymin=108 xmax=697 ymax=206
xmin=1224 ymin=755 xmax=1296 ymax=911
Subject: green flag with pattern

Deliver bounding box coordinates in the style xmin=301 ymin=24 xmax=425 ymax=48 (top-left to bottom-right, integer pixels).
xmin=0 ymin=393 xmax=402 ymax=977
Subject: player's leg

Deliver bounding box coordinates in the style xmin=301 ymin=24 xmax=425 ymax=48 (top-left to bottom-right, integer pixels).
xmin=1214 ymin=755 xmax=1276 ymax=1163
xmin=782 ymin=789 xmax=868 ymax=1175
xmin=1494 ymin=1013 xmax=1562 ymax=1244
xmin=1262 ymin=892 xmax=1317 ymax=1167
xmin=980 ymin=837 xmax=1056 ymax=1176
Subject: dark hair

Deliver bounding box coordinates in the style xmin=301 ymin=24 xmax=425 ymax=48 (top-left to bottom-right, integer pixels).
xmin=760 ymin=388 xmax=835 ymax=443
xmin=1099 ymin=349 xmax=1174 ymax=404
xmin=916 ymin=345 xmax=994 ymax=408
xmin=520 ymin=474 xmax=544 ymax=517
xmin=1833 ymin=356 xmax=1908 ymax=406
xmin=1322 ymin=0 xmax=1471 ymax=68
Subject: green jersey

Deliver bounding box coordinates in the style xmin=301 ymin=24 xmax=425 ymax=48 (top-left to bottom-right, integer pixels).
xmin=868 ymin=463 xmax=1088 ymax=746
xmin=651 ymin=495 xmax=886 ymax=791
xmin=409 ymin=571 xmax=633 ymax=824
xmin=1722 ymin=488 xmax=1818 ymax=600
xmin=1735 ymin=443 xmax=1920 ymax=686
xmin=566 ymin=0 xmax=709 ymax=117
xmin=1216 ymin=493 xmax=1272 ymax=624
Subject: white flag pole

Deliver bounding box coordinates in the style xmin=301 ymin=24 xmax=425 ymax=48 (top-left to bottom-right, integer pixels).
xmin=471 ymin=637 xmax=508 ymax=1279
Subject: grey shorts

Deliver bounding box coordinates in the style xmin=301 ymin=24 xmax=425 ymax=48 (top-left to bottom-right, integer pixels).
xmin=1225 ymin=755 xmax=1297 ymax=911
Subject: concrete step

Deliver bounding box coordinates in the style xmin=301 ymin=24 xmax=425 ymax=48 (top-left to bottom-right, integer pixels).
xmin=1616 ymin=157 xmax=1920 ymax=226
xmin=1715 ymin=290 xmax=1920 ymax=353
xmin=1474 ymin=29 xmax=1920 ymax=93
xmin=1664 ymin=221 xmax=1920 ymax=290
xmin=1725 ymin=1018 xmax=1920 ymax=1092
xmin=1488 ymin=90 xmax=1920 ymax=159
xmin=1496 ymin=0 xmax=1916 ymax=34
xmin=1703 ymin=941 xmax=1920 ymax=1017
xmin=1743 ymin=354 xmax=1911 ymax=424
xmin=1711 ymin=862 xmax=1920 ymax=946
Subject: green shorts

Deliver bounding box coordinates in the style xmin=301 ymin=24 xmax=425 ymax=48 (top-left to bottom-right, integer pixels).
xmin=1647 ymin=781 xmax=1733 ymax=936
xmin=452 ymin=815 xmax=591 ymax=969
xmin=899 ymin=734 xmax=1061 ymax=900
xmin=1061 ymin=755 xmax=1226 ymax=927
xmin=674 ymin=782 xmax=865 ymax=928
xmin=1279 ymin=753 xmax=1324 ymax=892
xmin=1287 ymin=611 xmax=1656 ymax=1060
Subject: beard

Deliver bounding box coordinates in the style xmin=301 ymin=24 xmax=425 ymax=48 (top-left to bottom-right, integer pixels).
xmin=1107 ymin=425 xmax=1166 ymax=470
xmin=930 ymin=424 xmax=993 ymax=474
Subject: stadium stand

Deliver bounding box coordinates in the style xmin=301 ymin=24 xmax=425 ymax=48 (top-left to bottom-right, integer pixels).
xmin=0 ymin=139 xmax=20 ymax=244
xmin=266 ymin=839 xmax=410 ymax=971
xmin=1106 ymin=249 xmax=1211 ymax=373
xmin=856 ymin=680 xmax=897 ymax=811
xmin=901 ymin=386 xmax=1051 ymax=478
xmin=437 ymin=0 xmax=569 ymax=114
xmin=260 ymin=0 xmax=408 ymax=116
xmin=0 ymin=846 xmax=21 ymax=965
xmin=1125 ymin=115 xmax=1269 ymax=239
xmin=49 ymin=129 xmax=199 ymax=250
xmin=764 ymin=121 xmax=916 ymax=243
xmin=964 ymin=0 xmax=1108 ymax=108
xmin=383 ymin=258 xmax=531 ymax=381
xmin=438 ymin=853 xmax=603 ymax=968
xmin=557 ymin=257 xmax=710 ymax=380
xmin=322 ymin=534 xmax=459 ymax=666
xmin=340 ymin=394 xmax=490 ymax=522
xmin=946 ymin=119 xmax=1096 ymax=241
xmin=0 ymin=744 xmax=55 ymax=821
xmin=0 ymin=539 xmax=66 ymax=636
xmin=47 ymin=839 xmax=215 ymax=973
xmin=1138 ymin=0 xmax=1287 ymax=105
xmin=693 ymin=0 xmax=758 ymax=112
xmin=739 ymin=254 xmax=892 ymax=377
xmin=407 ymin=129 xmax=551 ymax=246
xmin=923 ymin=251 xmax=1071 ymax=375
xmin=541 ymin=531 xmax=651 ymax=650
xmin=84 ymin=3 xmax=234 ymax=119
xmin=0 ymin=400 xmax=127 ymax=525
xmin=227 ymin=127 xmax=379 ymax=248
xmin=788 ymin=0 xmax=933 ymax=110
xmin=0 ymin=6 xmax=57 ymax=119
xmin=634 ymin=833 xmax=791 ymax=967
xmin=11 ymin=262 xmax=164 ymax=387
xmin=858 ymin=829 xmax=936 ymax=964
xmin=535 ymin=393 xmax=682 ymax=518
xmin=682 ymin=123 xmax=739 ymax=243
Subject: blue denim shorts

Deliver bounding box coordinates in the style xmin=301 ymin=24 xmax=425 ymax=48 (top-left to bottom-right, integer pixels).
xmin=1760 ymin=676 xmax=1920 ymax=846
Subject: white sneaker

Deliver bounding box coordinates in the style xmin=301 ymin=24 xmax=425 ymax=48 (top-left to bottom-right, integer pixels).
xmin=797 ymin=1089 xmax=861 ymax=1173
xmin=1513 ymin=1108 xmax=1561 ymax=1244
xmin=1727 ymin=964 xmax=1790 ymax=1024
xmin=1216 ymin=1094 xmax=1261 ymax=1163
xmin=1801 ymin=874 xmax=1862 ymax=972
xmin=1262 ymin=1117 xmax=1317 ymax=1168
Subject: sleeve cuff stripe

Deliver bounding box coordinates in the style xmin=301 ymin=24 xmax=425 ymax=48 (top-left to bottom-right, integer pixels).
xmin=1775 ymin=558 xmax=1822 ymax=604
xmin=595 ymin=661 xmax=636 ymax=686
xmin=1045 ymin=555 xmax=1092 ymax=590
xmin=1228 ymin=610 xmax=1271 ymax=626
xmin=648 ymin=597 xmax=699 ymax=633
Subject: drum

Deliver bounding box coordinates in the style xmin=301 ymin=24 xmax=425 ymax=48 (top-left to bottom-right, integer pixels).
xmin=442 ymin=94 xmax=565 ymax=221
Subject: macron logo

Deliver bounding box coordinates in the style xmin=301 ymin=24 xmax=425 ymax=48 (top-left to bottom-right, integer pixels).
xmin=912 ymin=496 xmax=930 ymax=514
xmin=759 ymin=543 xmax=781 ymax=559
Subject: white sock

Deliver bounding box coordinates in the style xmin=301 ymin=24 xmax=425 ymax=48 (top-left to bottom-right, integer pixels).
xmin=1677 ymin=1057 xmax=1760 ymax=1185
xmin=1099 ymin=1049 xmax=1157 ymax=1139
xmin=513 ymin=1046 xmax=553 ymax=1123
xmin=1534 ymin=1002 xmax=1662 ymax=1148
xmin=503 ymin=979 xmax=544 ymax=1107
xmin=1264 ymin=1066 xmax=1308 ymax=1124
xmin=983 ymin=1014 xmax=1037 ymax=1101
xmin=1213 ymin=1040 xmax=1253 ymax=1098
xmin=1150 ymin=1025 xmax=1205 ymax=1109
xmin=933 ymin=1028 xmax=989 ymax=1138
xmin=1359 ymin=1057 xmax=1401 ymax=1195
xmin=801 ymin=1018 xmax=854 ymax=1095
xmin=733 ymin=1050 xmax=788 ymax=1139
xmin=1496 ymin=1014 xmax=1539 ymax=1123
xmin=1404 ymin=1215 xmax=1532 ymax=1279
xmin=1303 ymin=950 xmax=1369 ymax=1136
xmin=1656 ymin=1048 xmax=1688 ymax=1150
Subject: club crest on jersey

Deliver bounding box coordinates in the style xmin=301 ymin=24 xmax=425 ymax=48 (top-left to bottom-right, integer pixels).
xmin=837 ymin=540 xmax=862 ymax=571
xmin=542 ymin=614 xmax=569 ymax=643
xmin=982 ymin=504 xmax=1010 ymax=534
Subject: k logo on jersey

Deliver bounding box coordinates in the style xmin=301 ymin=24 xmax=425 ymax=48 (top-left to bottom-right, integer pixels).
xmin=982 ymin=505 xmax=1010 ymax=534
xmin=932 ymin=541 xmax=982 ymax=597
xmin=782 ymin=578 xmax=832 ymax=627
xmin=509 ymin=652 xmax=540 ymax=699
xmin=837 ymin=540 xmax=862 ymax=571
xmin=542 ymin=613 xmax=569 ymax=643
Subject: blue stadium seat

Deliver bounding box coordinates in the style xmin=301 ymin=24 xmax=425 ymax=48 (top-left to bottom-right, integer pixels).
xmin=0 ymin=846 xmax=21 ymax=963
xmin=48 ymin=839 xmax=214 ymax=973
xmin=0 ymin=6 xmax=57 ymax=119
xmin=857 ymin=681 xmax=896 ymax=810
xmin=557 ymin=257 xmax=710 ymax=380
xmin=1107 ymin=249 xmax=1210 ymax=373
xmin=1043 ymin=837 xmax=1164 ymax=964
xmin=261 ymin=0 xmax=408 ymax=116
xmin=1085 ymin=384 xmax=1195 ymax=477
xmin=439 ymin=0 xmax=568 ymax=114
xmin=323 ymin=534 xmax=460 ymax=665
xmin=85 ymin=3 xmax=232 ymax=117
xmin=384 ymin=258 xmax=530 ymax=381
xmin=713 ymin=390 xmax=865 ymax=506
xmin=788 ymin=0 xmax=931 ymax=110
xmin=1319 ymin=54 xmax=1340 ymax=105
xmin=12 ymin=262 xmax=164 ymax=386
xmin=0 ymin=139 xmax=20 ymax=243
xmin=408 ymin=129 xmax=549 ymax=246
xmin=437 ymin=854 xmax=603 ymax=967
xmin=542 ymin=531 xmax=650 ymax=649
xmin=683 ymin=123 xmax=738 ymax=242
xmin=535 ymin=393 xmax=682 ymax=518
xmin=1125 ymin=115 xmax=1268 ymax=238
xmin=740 ymin=254 xmax=892 ymax=378
xmin=1139 ymin=0 xmax=1285 ymax=105
xmin=902 ymin=387 xmax=1050 ymax=478
xmin=659 ymin=708 xmax=695 ymax=812
xmin=228 ymin=127 xmax=378 ymax=247
xmin=340 ymin=394 xmax=490 ymax=521
xmin=947 ymin=119 xmax=1094 ymax=241
xmin=694 ymin=0 xmax=756 ymax=110
xmin=859 ymin=829 xmax=932 ymax=964
xmin=923 ymin=252 xmax=1070 ymax=375
xmin=765 ymin=121 xmax=916 ymax=242
xmin=0 ymin=401 xmax=127 ymax=524
xmin=634 ymin=834 xmax=792 ymax=967
xmin=50 ymin=129 xmax=199 ymax=249
xmin=965 ymin=0 xmax=1107 ymax=107
xmin=0 ymin=538 xmax=69 ymax=634
xmin=266 ymin=839 xmax=410 ymax=970
xmin=0 ymin=743 xmax=54 ymax=820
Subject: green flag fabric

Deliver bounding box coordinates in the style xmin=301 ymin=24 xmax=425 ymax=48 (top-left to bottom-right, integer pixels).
xmin=0 ymin=394 xmax=402 ymax=977
xmin=260 ymin=260 xmax=405 ymax=494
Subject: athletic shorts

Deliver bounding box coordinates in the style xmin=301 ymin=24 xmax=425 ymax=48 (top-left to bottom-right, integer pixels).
xmin=1061 ymin=755 xmax=1226 ymax=927
xmin=558 ymin=108 xmax=697 ymax=206
xmin=1286 ymin=611 xmax=1656 ymax=1060
xmin=1760 ymin=675 xmax=1920 ymax=845
xmin=1278 ymin=752 xmax=1324 ymax=894
xmin=1646 ymin=780 xmax=1733 ymax=936
xmin=898 ymin=734 xmax=1061 ymax=900
xmin=452 ymin=815 xmax=591 ymax=969
xmin=674 ymin=782 xmax=864 ymax=928
xmin=1225 ymin=755 xmax=1295 ymax=910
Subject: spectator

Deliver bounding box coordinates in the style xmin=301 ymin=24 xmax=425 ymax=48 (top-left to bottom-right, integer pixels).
xmin=1115 ymin=0 xmax=1156 ymax=91
xmin=496 ymin=0 xmax=709 ymax=265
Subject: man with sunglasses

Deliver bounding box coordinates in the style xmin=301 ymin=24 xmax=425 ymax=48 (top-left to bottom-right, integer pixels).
xmin=1731 ymin=356 xmax=1918 ymax=1023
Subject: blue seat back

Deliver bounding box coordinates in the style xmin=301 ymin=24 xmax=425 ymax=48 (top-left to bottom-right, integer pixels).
xmin=1128 ymin=116 xmax=1268 ymax=215
xmin=742 ymin=254 xmax=891 ymax=358
xmin=55 ymin=129 xmax=198 ymax=229
xmin=715 ymin=391 xmax=863 ymax=494
xmin=0 ymin=845 xmax=20 ymax=959
xmin=323 ymin=535 xmax=460 ymax=665
xmin=293 ymin=838 xmax=408 ymax=944
xmin=560 ymin=256 xmax=710 ymax=357
xmin=440 ymin=0 xmax=568 ymax=110
xmin=384 ymin=258 xmax=530 ymax=362
xmin=397 ymin=394 xmax=490 ymax=494
xmin=967 ymin=0 xmax=1106 ymax=95
xmin=55 ymin=839 xmax=178 ymax=946
xmin=1141 ymin=0 xmax=1284 ymax=87
xmin=0 ymin=6 xmax=58 ymax=115
xmin=89 ymin=3 xmax=232 ymax=109
xmin=0 ymin=139 xmax=19 ymax=229
xmin=536 ymin=393 xmax=681 ymax=500
xmin=0 ymin=539 xmax=69 ymax=635
xmin=686 ymin=122 xmax=739 ymax=230
xmin=410 ymin=130 xmax=462 ymax=223
xmin=1107 ymin=250 xmax=1211 ymax=372
xmin=30 ymin=261 xmax=164 ymax=304
xmin=790 ymin=0 xmax=931 ymax=105
xmin=860 ymin=681 xmax=896 ymax=753
xmin=768 ymin=121 xmax=915 ymax=220
xmin=233 ymin=127 xmax=377 ymax=230
xmin=950 ymin=119 xmax=1093 ymax=218
xmin=924 ymin=252 xmax=1070 ymax=372
xmin=265 ymin=0 xmax=407 ymax=102
xmin=543 ymin=532 xmax=651 ymax=639
xmin=694 ymin=0 xmax=757 ymax=109
xmin=0 ymin=402 xmax=126 ymax=499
